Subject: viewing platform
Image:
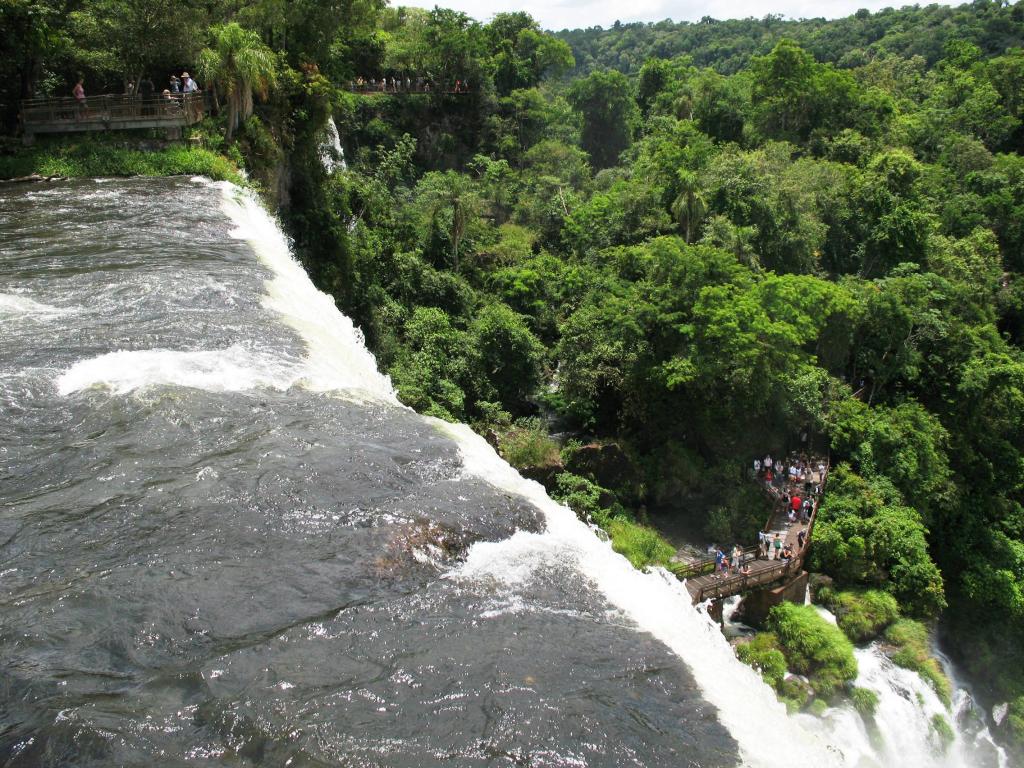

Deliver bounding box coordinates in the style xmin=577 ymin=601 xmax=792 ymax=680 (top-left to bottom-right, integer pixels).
xmin=675 ymin=459 xmax=828 ymax=605
xmin=20 ymin=93 xmax=205 ymax=144
xmin=347 ymin=83 xmax=472 ymax=96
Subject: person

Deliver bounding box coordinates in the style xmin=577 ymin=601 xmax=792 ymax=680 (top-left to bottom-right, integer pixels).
xmin=754 ymin=458 xmax=761 ymax=475
xmin=772 ymin=533 xmax=782 ymax=561
xmin=73 ymin=77 xmax=86 ymax=119
xmin=170 ymin=74 xmax=180 ymax=94
xmin=714 ymin=547 xmax=726 ymax=577
xmin=781 ymin=544 xmax=793 ymax=562
xmin=801 ymin=498 xmax=812 ymax=523
xmin=731 ymin=545 xmax=742 ymax=572
xmin=139 ymin=76 xmax=154 ymax=115
xmin=182 ymin=72 xmax=198 ymax=94
xmin=764 ymin=455 xmax=772 ymax=470
xmin=797 ymin=528 xmax=807 ymax=549
xmin=740 ymin=562 xmax=751 ymax=575
xmin=125 ymin=80 xmax=135 ymax=95
xmin=790 ymin=493 xmax=802 ymax=521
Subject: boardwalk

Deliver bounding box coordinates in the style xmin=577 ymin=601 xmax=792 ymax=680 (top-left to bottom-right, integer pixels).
xmin=346 ymin=83 xmax=472 ymax=96
xmin=677 ymin=459 xmax=827 ymax=604
xmin=20 ymin=93 xmax=204 ymax=143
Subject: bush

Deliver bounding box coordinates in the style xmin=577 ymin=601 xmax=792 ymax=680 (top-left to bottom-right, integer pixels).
xmin=768 ymin=603 xmax=858 ymax=696
xmin=552 ymin=472 xmax=614 ymax=526
xmin=819 ymin=588 xmax=900 ymax=643
xmin=607 ymin=517 xmax=676 ymax=570
xmin=852 ymin=686 xmax=879 ymax=717
xmin=0 ymin=140 xmax=242 ymax=184
xmin=885 ymin=619 xmax=952 ymax=706
xmin=736 ymin=632 xmax=787 ymax=690
xmin=499 ymin=419 xmax=561 ymax=470
xmin=931 ymin=714 xmax=955 ymax=751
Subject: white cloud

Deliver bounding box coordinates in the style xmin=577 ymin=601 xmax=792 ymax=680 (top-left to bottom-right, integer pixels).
xmin=394 ymin=0 xmax=962 ymax=32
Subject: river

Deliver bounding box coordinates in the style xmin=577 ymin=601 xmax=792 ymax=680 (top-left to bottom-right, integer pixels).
xmin=0 ymin=177 xmax=1007 ymax=767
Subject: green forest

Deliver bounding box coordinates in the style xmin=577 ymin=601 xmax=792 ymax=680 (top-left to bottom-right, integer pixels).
xmin=4 ymin=0 xmax=1024 ymax=752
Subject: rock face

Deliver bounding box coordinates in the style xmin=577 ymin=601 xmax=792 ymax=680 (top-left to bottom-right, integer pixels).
xmin=565 ymin=442 xmax=643 ymax=503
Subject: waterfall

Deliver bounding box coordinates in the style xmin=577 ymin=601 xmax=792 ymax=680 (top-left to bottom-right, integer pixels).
xmin=217 ymin=181 xmax=1010 ymax=768
xmin=1 ymin=176 xmax=1010 ymax=767
xmin=319 ymin=116 xmax=347 ymax=174
xmin=222 ymin=182 xmax=1007 ymax=768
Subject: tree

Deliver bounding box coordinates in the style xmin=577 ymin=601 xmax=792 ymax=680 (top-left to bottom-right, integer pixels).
xmin=670 ymin=169 xmax=707 ymax=244
xmin=197 ymin=22 xmax=278 ymax=140
xmin=412 ymin=171 xmax=481 ymax=274
xmin=567 ymin=69 xmax=639 ymax=169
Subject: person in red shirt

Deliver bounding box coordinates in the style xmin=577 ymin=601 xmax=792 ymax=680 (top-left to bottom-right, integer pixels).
xmin=789 ymin=493 xmax=801 ymax=524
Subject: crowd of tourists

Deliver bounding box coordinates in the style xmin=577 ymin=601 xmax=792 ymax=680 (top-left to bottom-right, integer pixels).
xmin=348 ymin=76 xmax=471 ymax=93
xmin=707 ymin=453 xmax=825 ymax=580
xmin=70 ymin=72 xmax=200 ymax=120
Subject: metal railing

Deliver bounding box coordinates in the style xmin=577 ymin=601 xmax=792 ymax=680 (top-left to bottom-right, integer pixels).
xmin=682 ymin=460 xmax=830 ymax=604
xmin=21 ymin=93 xmax=205 ymax=130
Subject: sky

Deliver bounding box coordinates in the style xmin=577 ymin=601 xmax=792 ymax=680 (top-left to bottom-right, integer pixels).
xmin=395 ymin=0 xmax=963 ymax=32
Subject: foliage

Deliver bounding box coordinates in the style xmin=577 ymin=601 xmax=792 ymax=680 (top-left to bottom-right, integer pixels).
xmin=884 ymin=619 xmax=952 ymax=706
xmin=931 ymin=714 xmax=955 ymax=751
xmin=817 ymin=588 xmax=900 ymax=643
xmin=0 ymin=140 xmax=242 ymax=182
xmin=735 ymin=632 xmax=787 ymax=691
xmin=606 ymin=516 xmax=675 ymax=570
xmin=498 ymin=419 xmax=560 ymax=470
xmin=851 ymin=687 xmax=879 ymax=718
xmin=767 ymin=603 xmax=858 ymax=696
xmin=197 ymin=23 xmax=278 ymax=140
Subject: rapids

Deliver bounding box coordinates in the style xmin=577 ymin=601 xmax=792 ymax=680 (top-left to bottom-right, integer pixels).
xmin=0 ymin=177 xmax=1006 ymax=767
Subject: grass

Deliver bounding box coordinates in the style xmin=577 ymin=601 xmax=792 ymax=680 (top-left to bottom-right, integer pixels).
xmin=931 ymin=713 xmax=955 ymax=750
xmin=736 ymin=632 xmax=787 ymax=690
xmin=884 ymin=619 xmax=952 ymax=707
xmin=852 ymin=686 xmax=880 ymax=717
xmin=498 ymin=419 xmax=561 ymax=470
xmin=0 ymin=138 xmax=243 ymax=184
xmin=607 ymin=516 xmax=676 ymax=569
xmin=817 ymin=587 xmax=900 ymax=643
xmin=768 ymin=602 xmax=858 ymax=696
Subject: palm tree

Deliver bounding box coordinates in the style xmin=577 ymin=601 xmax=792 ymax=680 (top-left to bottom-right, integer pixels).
xmin=415 ymin=171 xmax=480 ymax=273
xmin=197 ymin=23 xmax=277 ymax=140
xmin=670 ymin=169 xmax=707 ymax=244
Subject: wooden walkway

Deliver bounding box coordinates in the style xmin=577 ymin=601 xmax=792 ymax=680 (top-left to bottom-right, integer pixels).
xmin=20 ymin=93 xmax=205 ymax=143
xmin=678 ymin=460 xmax=827 ymax=604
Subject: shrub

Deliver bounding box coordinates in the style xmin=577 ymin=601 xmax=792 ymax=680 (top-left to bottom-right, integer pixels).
xmin=852 ymin=686 xmax=879 ymax=717
xmin=768 ymin=603 xmax=858 ymax=696
xmin=736 ymin=632 xmax=787 ymax=690
xmin=499 ymin=419 xmax=561 ymax=470
xmin=607 ymin=517 xmax=676 ymax=570
xmin=819 ymin=589 xmax=900 ymax=643
xmin=931 ymin=714 xmax=955 ymax=751
xmin=885 ymin=619 xmax=952 ymax=706
xmin=0 ymin=141 xmax=243 ymax=184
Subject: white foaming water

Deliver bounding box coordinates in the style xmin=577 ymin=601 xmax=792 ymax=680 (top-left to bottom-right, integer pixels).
xmin=815 ymin=644 xmax=1008 ymax=768
xmin=56 ymin=345 xmax=301 ymax=396
xmin=216 ymin=183 xmax=395 ymax=403
xmin=0 ymin=293 xmax=66 ymax=316
xmin=319 ymin=117 xmax=347 ymax=174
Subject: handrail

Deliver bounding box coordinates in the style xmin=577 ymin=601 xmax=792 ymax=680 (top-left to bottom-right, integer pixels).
xmin=21 ymin=93 xmax=205 ymax=129
xmin=682 ymin=457 xmax=830 ymax=604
